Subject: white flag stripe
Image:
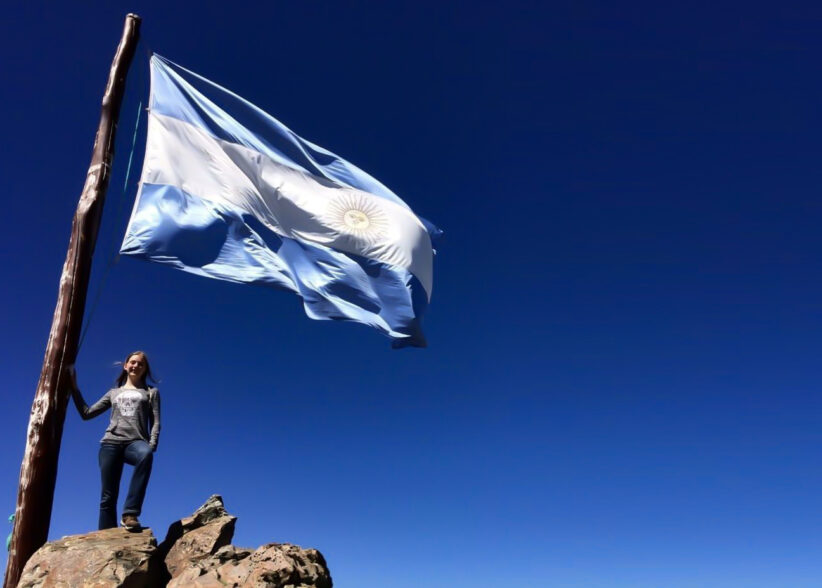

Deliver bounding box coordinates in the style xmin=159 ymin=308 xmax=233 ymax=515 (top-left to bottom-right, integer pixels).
xmin=141 ymin=112 xmax=433 ymax=297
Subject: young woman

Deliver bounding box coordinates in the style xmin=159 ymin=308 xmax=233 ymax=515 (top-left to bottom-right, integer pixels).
xmin=68 ymin=351 xmax=161 ymax=531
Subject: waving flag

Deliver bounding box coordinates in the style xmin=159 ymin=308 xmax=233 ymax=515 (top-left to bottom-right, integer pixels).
xmin=121 ymin=55 xmax=438 ymax=347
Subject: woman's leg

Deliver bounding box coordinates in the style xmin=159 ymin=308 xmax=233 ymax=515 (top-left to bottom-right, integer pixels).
xmin=98 ymin=444 xmax=125 ymax=529
xmin=122 ymin=440 xmax=153 ymax=517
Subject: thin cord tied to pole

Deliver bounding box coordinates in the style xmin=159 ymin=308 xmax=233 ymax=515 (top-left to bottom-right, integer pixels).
xmin=77 ymin=94 xmax=144 ymax=351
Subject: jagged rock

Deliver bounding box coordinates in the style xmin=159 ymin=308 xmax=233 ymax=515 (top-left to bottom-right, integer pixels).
xmin=169 ymin=542 xmax=332 ymax=588
xmin=17 ymin=527 xmax=163 ymax=588
xmin=236 ymin=543 xmax=332 ymax=588
xmin=183 ymin=494 xmax=232 ymax=528
xmin=15 ymin=495 xmax=332 ymax=587
xmin=167 ymin=545 xmax=252 ymax=587
xmin=162 ymin=495 xmax=236 ymax=578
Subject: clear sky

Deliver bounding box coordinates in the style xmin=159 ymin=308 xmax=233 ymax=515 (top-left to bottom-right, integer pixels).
xmin=2 ymin=2 xmax=820 ymax=587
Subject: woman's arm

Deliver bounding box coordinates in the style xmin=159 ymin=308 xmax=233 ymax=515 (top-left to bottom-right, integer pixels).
xmin=149 ymin=388 xmax=161 ymax=451
xmin=66 ymin=366 xmax=110 ymax=420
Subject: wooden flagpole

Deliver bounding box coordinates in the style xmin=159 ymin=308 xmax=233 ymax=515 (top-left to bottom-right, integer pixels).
xmin=3 ymin=14 xmax=141 ymax=588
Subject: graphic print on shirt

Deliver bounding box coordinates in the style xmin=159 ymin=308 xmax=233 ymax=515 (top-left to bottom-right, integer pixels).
xmin=116 ymin=390 xmax=144 ymax=417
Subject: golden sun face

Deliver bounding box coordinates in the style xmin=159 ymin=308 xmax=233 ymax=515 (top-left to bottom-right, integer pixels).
xmin=325 ymin=192 xmax=390 ymax=244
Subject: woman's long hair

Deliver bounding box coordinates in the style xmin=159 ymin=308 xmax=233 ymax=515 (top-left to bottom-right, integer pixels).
xmin=115 ymin=351 xmax=157 ymax=388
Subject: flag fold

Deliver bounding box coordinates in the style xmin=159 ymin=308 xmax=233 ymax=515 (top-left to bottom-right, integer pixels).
xmin=122 ymin=55 xmax=438 ymax=347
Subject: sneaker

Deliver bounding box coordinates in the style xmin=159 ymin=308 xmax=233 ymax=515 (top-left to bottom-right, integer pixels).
xmin=121 ymin=514 xmax=141 ymax=531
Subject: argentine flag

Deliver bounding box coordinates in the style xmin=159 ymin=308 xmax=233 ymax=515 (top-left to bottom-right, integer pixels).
xmin=122 ymin=55 xmax=438 ymax=347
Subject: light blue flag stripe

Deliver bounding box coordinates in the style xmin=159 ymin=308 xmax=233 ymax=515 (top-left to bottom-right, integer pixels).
xmin=149 ymin=54 xmax=413 ymax=210
xmin=121 ymin=55 xmax=436 ymax=347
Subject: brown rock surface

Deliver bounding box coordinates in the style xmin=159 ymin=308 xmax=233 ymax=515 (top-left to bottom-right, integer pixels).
xmin=14 ymin=495 xmax=332 ymax=587
xmin=168 ymin=542 xmax=332 ymax=588
xmin=237 ymin=543 xmax=332 ymax=588
xmin=163 ymin=495 xmax=236 ymax=578
xmin=17 ymin=527 xmax=162 ymax=588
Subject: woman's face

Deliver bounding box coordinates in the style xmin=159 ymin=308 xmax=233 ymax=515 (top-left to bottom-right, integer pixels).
xmin=125 ymin=354 xmax=147 ymax=380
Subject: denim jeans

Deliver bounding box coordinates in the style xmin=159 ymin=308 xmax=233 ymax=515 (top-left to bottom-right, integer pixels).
xmin=98 ymin=441 xmax=153 ymax=530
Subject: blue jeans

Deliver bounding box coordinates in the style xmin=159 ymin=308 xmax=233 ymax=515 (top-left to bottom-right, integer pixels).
xmin=98 ymin=441 xmax=153 ymax=529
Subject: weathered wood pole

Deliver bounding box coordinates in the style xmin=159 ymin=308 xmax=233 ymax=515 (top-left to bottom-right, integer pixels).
xmin=3 ymin=14 xmax=141 ymax=588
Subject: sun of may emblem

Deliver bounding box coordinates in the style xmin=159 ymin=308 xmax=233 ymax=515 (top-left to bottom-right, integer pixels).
xmin=326 ymin=193 xmax=390 ymax=243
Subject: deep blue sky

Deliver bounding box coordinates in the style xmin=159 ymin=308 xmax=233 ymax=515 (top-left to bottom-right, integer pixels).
xmin=2 ymin=2 xmax=821 ymax=587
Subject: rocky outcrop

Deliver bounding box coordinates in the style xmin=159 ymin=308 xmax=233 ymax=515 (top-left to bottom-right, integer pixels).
xmin=168 ymin=543 xmax=331 ymax=588
xmin=161 ymin=494 xmax=237 ymax=579
xmin=16 ymin=495 xmax=332 ymax=588
xmin=16 ymin=527 xmax=164 ymax=588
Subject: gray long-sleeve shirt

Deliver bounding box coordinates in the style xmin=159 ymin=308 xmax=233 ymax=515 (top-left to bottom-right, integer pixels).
xmin=72 ymin=386 xmax=161 ymax=450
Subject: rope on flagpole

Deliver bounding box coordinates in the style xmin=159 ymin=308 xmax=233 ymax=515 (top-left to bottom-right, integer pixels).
xmin=77 ymin=43 xmax=147 ymax=351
